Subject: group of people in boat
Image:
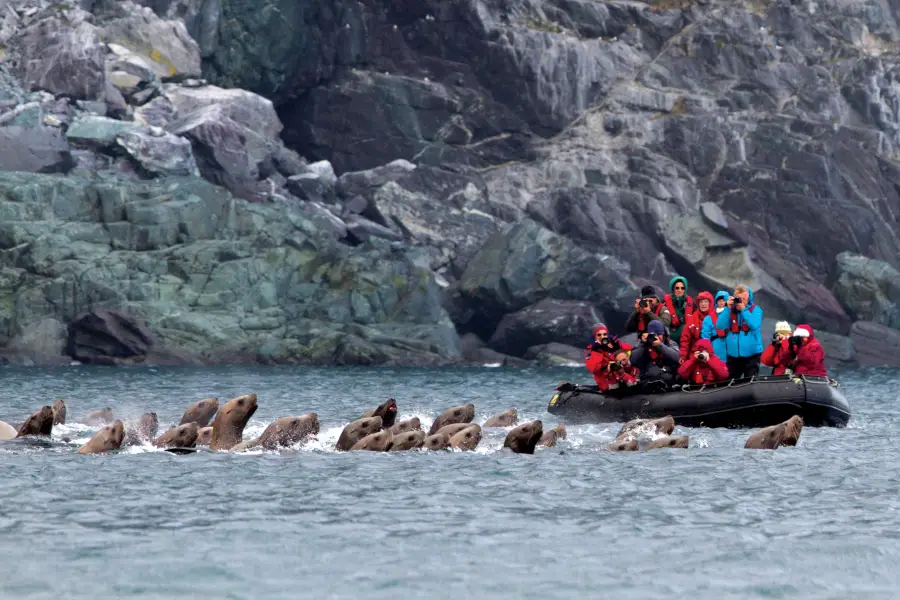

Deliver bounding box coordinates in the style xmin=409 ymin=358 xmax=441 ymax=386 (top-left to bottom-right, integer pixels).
xmin=585 ymin=278 xmax=828 ymax=392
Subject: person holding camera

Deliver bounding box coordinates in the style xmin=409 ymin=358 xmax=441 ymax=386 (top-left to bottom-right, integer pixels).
xmin=785 ymin=324 xmax=828 ymax=376
xmin=701 ymin=291 xmax=731 ymax=361
xmin=597 ymin=350 xmax=640 ymax=392
xmin=625 ymin=285 xmax=672 ymax=334
xmin=677 ymin=339 xmax=729 ymax=385
xmin=714 ymin=284 xmax=764 ymax=378
xmin=663 ymin=276 xmax=694 ymax=346
xmin=584 ymin=324 xmax=633 ymax=388
xmin=761 ymin=321 xmax=793 ymax=375
xmin=628 ymin=320 xmax=680 ymax=385
xmin=679 ymin=290 xmax=715 ymax=363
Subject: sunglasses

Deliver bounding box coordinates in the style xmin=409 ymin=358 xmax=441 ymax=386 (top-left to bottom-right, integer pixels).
xmin=595 ymin=333 xmax=608 ymax=339
xmin=673 ymin=285 xmax=685 ymax=290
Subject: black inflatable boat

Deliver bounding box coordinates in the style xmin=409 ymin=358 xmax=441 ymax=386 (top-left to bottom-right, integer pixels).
xmin=546 ymin=375 xmax=851 ymax=428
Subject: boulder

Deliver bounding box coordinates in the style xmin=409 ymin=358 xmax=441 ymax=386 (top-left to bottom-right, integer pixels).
xmin=115 ymin=128 xmax=199 ymax=176
xmin=832 ymin=252 xmax=900 ymax=329
xmin=67 ymin=308 xmax=155 ymax=365
xmin=458 ymin=333 xmax=529 ymax=367
xmin=2 ymin=317 xmax=70 ymax=366
xmin=488 ymin=299 xmax=605 ymax=356
xmin=850 ymin=321 xmax=900 ymax=367
xmin=0 ymin=127 xmax=73 ymax=173
xmin=163 ymin=84 xmax=281 ymax=138
xmin=523 ymin=343 xmax=585 ymax=367
xmin=66 ymin=115 xmax=141 ymax=148
xmin=14 ymin=7 xmax=106 ymax=101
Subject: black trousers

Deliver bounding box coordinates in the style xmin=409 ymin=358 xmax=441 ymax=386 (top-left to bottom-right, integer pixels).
xmin=727 ymin=354 xmax=761 ymax=379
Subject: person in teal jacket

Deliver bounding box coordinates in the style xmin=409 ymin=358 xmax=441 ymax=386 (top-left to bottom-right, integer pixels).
xmin=714 ymin=284 xmax=764 ymax=378
xmin=701 ymin=290 xmax=730 ymax=362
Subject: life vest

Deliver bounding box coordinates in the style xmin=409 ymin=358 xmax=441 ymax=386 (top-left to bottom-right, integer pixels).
xmin=647 ymin=347 xmax=667 ymax=370
xmin=691 ymin=367 xmax=717 ymax=385
xmin=663 ymin=294 xmax=694 ymax=328
xmin=636 ymin=304 xmax=664 ymax=332
xmin=729 ymin=304 xmax=756 ymax=333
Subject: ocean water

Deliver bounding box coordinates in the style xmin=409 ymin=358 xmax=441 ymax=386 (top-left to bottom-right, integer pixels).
xmin=0 ymin=364 xmax=896 ymax=599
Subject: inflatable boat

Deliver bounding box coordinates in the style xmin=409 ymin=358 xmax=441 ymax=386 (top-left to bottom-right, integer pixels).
xmin=546 ymin=375 xmax=851 ymax=428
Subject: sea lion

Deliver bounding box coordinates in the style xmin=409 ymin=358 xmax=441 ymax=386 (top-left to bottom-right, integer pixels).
xmin=503 ymin=420 xmax=543 ymax=454
xmin=483 ymin=408 xmax=518 ymax=428
xmin=745 ymin=415 xmax=803 ymax=449
xmin=615 ymin=416 xmax=675 ymax=442
xmin=538 ymin=424 xmax=567 ymax=448
xmin=77 ymin=420 xmax=125 ymax=455
xmin=389 ymin=430 xmax=425 ymax=451
xmin=17 ymin=406 xmax=54 ymax=437
xmin=179 ymin=397 xmax=219 ymax=427
xmin=361 ymin=398 xmax=398 ymax=430
xmin=428 ymin=403 xmax=475 ymax=435
xmin=349 ymin=429 xmax=393 ymax=451
xmin=389 ymin=417 xmax=421 ymax=435
xmin=645 ymin=435 xmax=689 ymax=450
xmin=196 ymin=426 xmax=213 ymax=446
xmin=335 ymin=416 xmax=383 ymax=451
xmin=209 ymin=394 xmax=258 ymax=451
xmin=85 ymin=408 xmax=114 ymax=427
xmin=154 ymin=422 xmax=199 ymax=448
xmin=436 ymin=422 xmax=478 ymax=438
xmin=608 ymin=439 xmax=639 ymax=451
xmin=122 ymin=412 xmax=159 ymax=446
xmin=52 ymin=400 xmax=66 ymax=425
xmin=449 ymin=424 xmax=482 ymax=451
xmin=0 ymin=420 xmax=17 ymax=441
xmin=423 ymin=432 xmax=451 ymax=451
xmin=254 ymin=413 xmax=320 ymax=450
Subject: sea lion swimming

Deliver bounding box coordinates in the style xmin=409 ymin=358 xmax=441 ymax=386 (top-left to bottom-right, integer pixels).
xmin=645 ymin=435 xmax=689 ymax=450
xmin=78 ymin=420 xmax=125 ymax=455
xmin=350 ymin=429 xmax=393 ymax=452
xmin=85 ymin=408 xmax=114 ymax=427
xmin=52 ymin=400 xmax=66 ymax=425
xmin=435 ymin=422 xmax=478 ymax=438
xmin=389 ymin=430 xmax=425 ymax=452
xmin=196 ymin=426 xmax=213 ymax=446
xmin=389 ymin=418 xmax=421 ymax=435
xmin=745 ymin=415 xmax=803 ymax=449
xmin=608 ymin=439 xmax=639 ymax=452
xmin=538 ymin=424 xmax=567 ymax=448
xmin=423 ymin=431 xmax=450 ymax=451
xmin=483 ymin=409 xmax=518 ymax=428
xmin=335 ymin=416 xmax=383 ymax=451
xmin=449 ymin=424 xmax=481 ymax=451
xmin=17 ymin=406 xmax=54 ymax=437
xmin=0 ymin=420 xmax=17 ymax=441
xmin=362 ymin=398 xmax=398 ymax=430
xmin=179 ymin=397 xmax=219 ymax=427
xmin=244 ymin=413 xmax=320 ymax=451
xmin=122 ymin=412 xmax=159 ymax=446
xmin=428 ymin=403 xmax=475 ymax=435
xmin=503 ymin=420 xmax=543 ymax=454
xmin=616 ymin=416 xmax=675 ymax=442
xmin=209 ymin=394 xmax=258 ymax=451
xmin=154 ymin=422 xmax=199 ymax=449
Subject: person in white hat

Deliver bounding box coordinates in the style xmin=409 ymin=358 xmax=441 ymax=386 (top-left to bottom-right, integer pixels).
xmin=761 ymin=321 xmax=793 ymax=375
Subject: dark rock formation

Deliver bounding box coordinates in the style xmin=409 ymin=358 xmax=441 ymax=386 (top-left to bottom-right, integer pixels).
xmin=488 ymin=299 xmax=604 ymax=356
xmin=850 ymin=321 xmax=900 ymax=367
xmin=832 ymin=252 xmax=900 ymax=330
xmin=67 ymin=308 xmax=155 ymax=365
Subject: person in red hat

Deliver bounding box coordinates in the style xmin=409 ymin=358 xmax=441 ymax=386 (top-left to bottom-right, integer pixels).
xmin=677 ymin=339 xmax=730 ymax=385
xmin=585 ymin=324 xmax=632 ymax=388
xmin=786 ymin=324 xmax=828 ymax=377
xmin=679 ymin=290 xmax=715 ymax=364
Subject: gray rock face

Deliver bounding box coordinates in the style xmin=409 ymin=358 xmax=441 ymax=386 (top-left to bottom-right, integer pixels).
xmin=116 ymin=128 xmax=199 ymax=176
xmin=850 ymin=321 xmax=900 ymax=367
xmin=0 ymin=172 xmax=460 ymax=365
xmin=488 ymin=299 xmax=604 ymax=356
xmin=0 ymin=126 xmax=73 ymax=173
xmin=67 ymin=308 xmax=156 ymax=365
xmin=832 ymin=252 xmax=900 ymax=329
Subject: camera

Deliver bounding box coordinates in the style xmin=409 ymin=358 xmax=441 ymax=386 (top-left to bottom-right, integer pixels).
xmin=734 ymin=296 xmax=743 ymax=306
xmin=608 ymin=361 xmax=621 ymax=372
xmin=640 ymin=298 xmax=651 ymax=308
xmin=772 ymin=333 xmax=782 ymax=344
xmin=789 ymin=335 xmax=804 ymax=347
xmin=644 ymin=333 xmax=657 ymax=345
xmin=697 ymin=351 xmax=709 ymax=361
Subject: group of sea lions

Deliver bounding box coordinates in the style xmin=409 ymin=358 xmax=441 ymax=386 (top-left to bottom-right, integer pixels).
xmin=0 ymin=395 xmax=805 ymax=455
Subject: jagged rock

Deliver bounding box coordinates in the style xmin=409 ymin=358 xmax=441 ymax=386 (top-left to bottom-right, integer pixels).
xmin=488 ymin=299 xmax=605 ymax=356
xmin=832 ymin=252 xmax=900 ymax=329
xmin=457 ymin=219 xmax=638 ymax=338
xmin=2 ymin=317 xmax=70 ymax=366
xmin=98 ymin=1 xmax=202 ymax=79
xmin=130 ymin=0 xmax=221 ymax=58
xmin=344 ymin=214 xmax=403 ymax=244
xmin=67 ymin=308 xmax=155 ymax=365
xmin=286 ymin=173 xmax=334 ymax=203
xmin=524 ymin=342 xmax=585 ymax=367
xmin=459 ymin=333 xmax=528 ymax=367
xmin=0 ymin=126 xmax=73 ymax=173
xmin=66 ymin=115 xmax=141 ymax=148
xmin=134 ymin=94 xmax=175 ymax=127
xmin=164 ymin=84 xmax=281 ymax=138
xmin=116 ymin=128 xmax=199 ymax=176
xmin=850 ymin=321 xmax=900 ymax=367
xmin=14 ymin=7 xmax=106 ymax=101
xmin=0 ymin=172 xmax=460 ymax=365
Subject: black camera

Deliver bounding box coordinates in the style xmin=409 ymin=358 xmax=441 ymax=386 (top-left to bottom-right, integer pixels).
xmin=789 ymin=335 xmax=804 ymax=347
xmin=772 ymin=333 xmax=782 ymax=344
xmin=734 ymin=296 xmax=743 ymax=306
xmin=697 ymin=351 xmax=709 ymax=361
xmin=645 ymin=333 xmax=657 ymax=345
xmin=608 ymin=361 xmax=621 ymax=372
xmin=640 ymin=298 xmax=651 ymax=308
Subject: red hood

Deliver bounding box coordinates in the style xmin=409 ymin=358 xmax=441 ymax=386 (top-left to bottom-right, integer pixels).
xmin=696 ymin=291 xmax=714 ymax=315
xmin=796 ymin=324 xmax=815 ymax=340
xmin=592 ymin=325 xmax=608 ymax=337
xmin=693 ymin=339 xmax=714 ymax=354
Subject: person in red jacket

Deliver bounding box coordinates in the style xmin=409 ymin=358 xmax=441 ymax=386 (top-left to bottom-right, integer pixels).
xmin=761 ymin=321 xmax=793 ymax=375
xmin=597 ymin=350 xmax=640 ymax=392
xmin=787 ymin=324 xmax=828 ymax=377
xmin=585 ymin=324 xmax=633 ymax=387
xmin=679 ymin=291 xmax=714 ymax=363
xmin=677 ymin=339 xmax=730 ymax=385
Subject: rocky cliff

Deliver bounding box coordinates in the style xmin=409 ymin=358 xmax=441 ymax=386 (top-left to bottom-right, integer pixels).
xmin=1 ymin=0 xmax=899 ymax=367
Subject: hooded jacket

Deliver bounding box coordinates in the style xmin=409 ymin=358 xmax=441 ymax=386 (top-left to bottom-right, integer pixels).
xmin=664 ymin=276 xmax=694 ymax=344
xmin=761 ymin=338 xmax=792 ymax=375
xmin=787 ymin=324 xmax=828 ymax=377
xmin=585 ymin=324 xmax=634 ymax=387
xmin=679 ymin=290 xmax=714 ymax=362
xmin=714 ymin=286 xmax=764 ymax=358
xmin=701 ymin=290 xmax=730 ymax=361
xmin=629 ymin=324 xmax=681 ymax=384
xmin=677 ymin=339 xmax=730 ymax=384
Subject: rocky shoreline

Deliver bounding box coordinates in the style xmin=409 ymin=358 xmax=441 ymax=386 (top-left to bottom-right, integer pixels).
xmin=0 ymin=0 xmax=899 ymax=368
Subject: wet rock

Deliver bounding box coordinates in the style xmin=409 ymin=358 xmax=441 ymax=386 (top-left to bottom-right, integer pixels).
xmin=850 ymin=321 xmax=900 ymax=368
xmin=2 ymin=318 xmax=70 ymax=366
xmin=488 ymin=299 xmax=605 ymax=356
xmin=523 ymin=343 xmax=585 ymax=367
xmin=67 ymin=308 xmax=155 ymax=365
xmin=832 ymin=252 xmax=900 ymax=329
xmin=0 ymin=126 xmax=73 ymax=173
xmin=66 ymin=115 xmax=141 ymax=148
xmin=115 ymin=128 xmax=199 ymax=176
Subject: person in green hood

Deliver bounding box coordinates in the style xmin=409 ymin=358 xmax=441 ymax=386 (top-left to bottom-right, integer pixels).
xmin=663 ymin=275 xmax=695 ymax=348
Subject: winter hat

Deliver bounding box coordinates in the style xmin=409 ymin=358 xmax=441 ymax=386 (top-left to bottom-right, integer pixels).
xmin=791 ymin=327 xmax=810 ymax=338
xmin=647 ymin=320 xmax=665 ymax=335
xmin=592 ymin=324 xmax=608 ymax=337
xmin=640 ymin=285 xmax=657 ymax=298
xmin=775 ymin=321 xmax=793 ymax=335
xmin=696 ymin=291 xmax=715 ymax=307
xmin=669 ymin=276 xmax=688 ymax=292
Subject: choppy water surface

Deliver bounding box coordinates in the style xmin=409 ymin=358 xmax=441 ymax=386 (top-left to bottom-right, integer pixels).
xmin=0 ymin=365 xmax=897 ymax=599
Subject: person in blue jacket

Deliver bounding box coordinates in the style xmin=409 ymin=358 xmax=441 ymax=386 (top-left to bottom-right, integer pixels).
xmin=701 ymin=290 xmax=730 ymax=362
xmin=714 ymin=284 xmax=764 ymax=378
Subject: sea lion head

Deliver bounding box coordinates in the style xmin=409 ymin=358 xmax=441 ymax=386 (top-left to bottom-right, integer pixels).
xmin=503 ymin=420 xmax=543 ymax=454
xmin=553 ymin=424 xmax=567 ymax=439
xmin=484 ymin=408 xmax=518 ymax=428
xmin=155 ymin=422 xmax=199 ymax=448
xmin=350 ymin=429 xmax=393 ymax=452
xmin=449 ymin=424 xmax=482 ymax=451
xmin=378 ymin=398 xmax=398 ymax=428
xmin=78 ymin=419 xmax=125 ymax=455
xmin=180 ymin=397 xmax=219 ymax=426
xmin=259 ymin=413 xmax=320 ymax=449
xmin=18 ymin=405 xmax=54 ymax=437
xmin=51 ymin=400 xmax=67 ymax=425
xmin=196 ymin=426 xmax=213 ymax=445
xmin=335 ymin=416 xmax=383 ymax=451
xmin=108 ymin=419 xmax=125 ymax=446
xmin=389 ymin=430 xmax=425 ymax=452
xmin=423 ymin=431 xmax=450 ymax=451
xmin=428 ymin=403 xmax=476 ymax=435
xmin=784 ymin=415 xmax=804 ymax=445
xmin=390 ymin=417 xmax=421 ymax=435
xmin=138 ymin=412 xmax=159 ymax=438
